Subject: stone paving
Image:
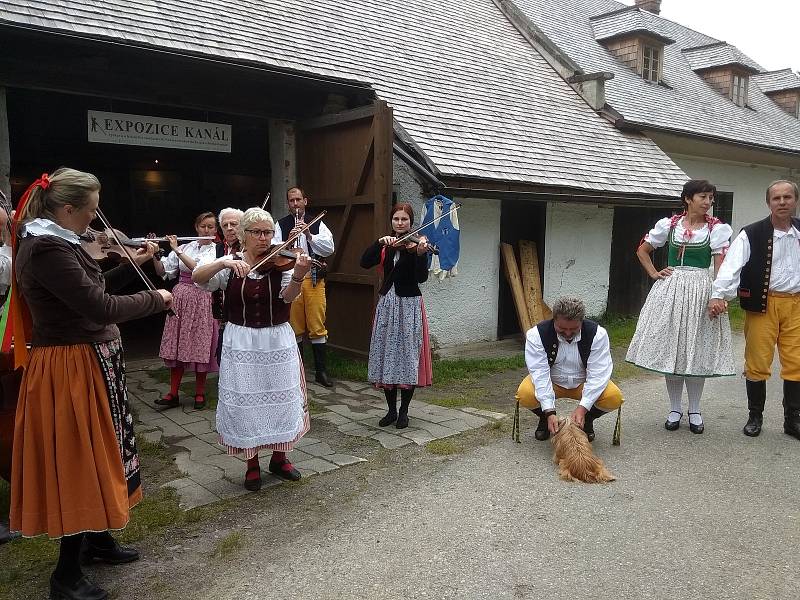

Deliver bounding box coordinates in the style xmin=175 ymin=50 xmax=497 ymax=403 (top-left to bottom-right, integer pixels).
xmin=125 ymin=366 xmax=506 ymax=510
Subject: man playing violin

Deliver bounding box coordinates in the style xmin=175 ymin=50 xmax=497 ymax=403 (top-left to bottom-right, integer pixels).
xmin=193 ymin=207 xmax=312 ymax=490
xmin=274 ymin=186 xmax=335 ymax=388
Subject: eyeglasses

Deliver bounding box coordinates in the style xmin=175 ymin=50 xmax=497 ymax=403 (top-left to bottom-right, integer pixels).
xmin=245 ymin=229 xmax=274 ymax=239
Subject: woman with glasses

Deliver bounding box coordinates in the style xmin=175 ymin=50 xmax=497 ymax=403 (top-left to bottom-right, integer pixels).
xmin=153 ymin=212 xmax=220 ymax=410
xmin=193 ymin=207 xmax=311 ymax=490
xmin=626 ymin=180 xmax=735 ymax=434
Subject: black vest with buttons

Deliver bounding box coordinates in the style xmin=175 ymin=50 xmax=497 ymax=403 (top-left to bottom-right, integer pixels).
xmin=536 ymin=319 xmax=598 ymax=367
xmin=738 ymin=216 xmax=800 ymax=313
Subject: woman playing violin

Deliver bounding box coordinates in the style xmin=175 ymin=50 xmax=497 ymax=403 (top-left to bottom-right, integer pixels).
xmin=152 ymin=212 xmax=219 ymax=410
xmin=193 ymin=207 xmax=311 ymax=490
xmin=360 ymin=202 xmax=433 ymax=429
xmin=9 ymin=168 xmax=172 ymax=600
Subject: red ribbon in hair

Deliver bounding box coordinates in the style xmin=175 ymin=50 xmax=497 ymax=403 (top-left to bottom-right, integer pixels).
xmin=3 ymin=175 xmax=47 ymax=365
xmin=36 ymin=173 xmax=51 ymax=190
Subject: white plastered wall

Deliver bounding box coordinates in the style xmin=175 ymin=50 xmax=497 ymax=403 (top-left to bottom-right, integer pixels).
xmin=543 ymin=202 xmax=614 ymax=317
xmin=669 ymin=154 xmax=800 ymax=234
xmin=393 ymin=160 xmax=501 ymax=348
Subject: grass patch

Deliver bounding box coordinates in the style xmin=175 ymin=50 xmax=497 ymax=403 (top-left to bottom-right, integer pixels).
xmin=597 ymin=313 xmax=639 ymax=348
xmin=727 ymin=298 xmax=744 ymax=331
xmin=212 ymin=531 xmax=243 ymax=559
xmin=425 ymin=439 xmax=464 ymax=455
xmin=307 ymin=398 xmax=328 ymax=414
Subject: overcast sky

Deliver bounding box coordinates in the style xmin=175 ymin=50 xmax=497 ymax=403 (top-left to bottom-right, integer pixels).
xmin=624 ymin=0 xmax=799 ymax=72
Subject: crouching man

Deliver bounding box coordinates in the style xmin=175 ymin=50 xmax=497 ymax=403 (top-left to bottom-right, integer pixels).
xmin=515 ymin=296 xmax=623 ymax=442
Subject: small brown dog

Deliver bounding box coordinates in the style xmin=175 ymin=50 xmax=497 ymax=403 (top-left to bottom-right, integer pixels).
xmin=551 ymin=417 xmax=615 ymax=483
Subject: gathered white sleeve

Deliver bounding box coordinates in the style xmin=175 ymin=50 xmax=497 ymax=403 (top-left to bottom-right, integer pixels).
xmin=711 ymin=231 xmax=750 ymax=300
xmin=159 ymin=244 xmax=190 ymax=280
xmin=643 ymin=217 xmax=671 ymax=249
xmin=525 ymin=327 xmax=556 ymax=412
xmin=0 ymin=245 xmax=11 ymax=293
xmin=273 ymin=221 xmax=285 ymax=245
xmin=710 ymin=223 xmax=733 ymax=255
xmin=580 ymin=328 xmax=613 ymax=410
xmin=195 ymin=267 xmax=231 ymax=292
xmin=309 ymin=221 xmax=335 ymax=257
xmin=279 ymin=269 xmax=294 ymax=301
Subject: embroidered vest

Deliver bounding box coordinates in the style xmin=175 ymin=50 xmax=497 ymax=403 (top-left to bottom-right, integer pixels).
xmin=223 ymin=268 xmax=289 ymax=328
xmin=739 ymin=216 xmax=800 ymax=313
xmin=419 ymin=195 xmax=460 ymax=272
xmin=536 ymin=319 xmax=598 ymax=367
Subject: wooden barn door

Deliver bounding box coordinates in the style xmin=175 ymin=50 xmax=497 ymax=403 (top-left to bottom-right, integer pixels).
xmin=296 ymin=101 xmax=393 ymax=355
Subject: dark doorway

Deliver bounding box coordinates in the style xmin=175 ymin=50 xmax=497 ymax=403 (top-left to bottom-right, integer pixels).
xmin=497 ymin=199 xmax=546 ymax=338
xmin=607 ymin=206 xmax=675 ymax=315
xmin=7 ymin=88 xmax=270 ymax=236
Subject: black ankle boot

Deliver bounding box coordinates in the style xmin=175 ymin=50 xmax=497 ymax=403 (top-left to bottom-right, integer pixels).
xmin=583 ymin=406 xmax=606 ymax=442
xmin=532 ymin=408 xmax=549 ymax=441
xmin=396 ymin=390 xmax=413 ymax=429
xmin=311 ymin=343 xmax=334 ymax=388
xmin=783 ymin=380 xmax=800 ymax=441
xmin=744 ymin=379 xmax=766 ymax=437
xmin=379 ymin=391 xmax=397 ymax=427
xmin=81 ymin=532 xmax=140 ymax=565
xmin=50 ymin=573 xmax=108 ymax=600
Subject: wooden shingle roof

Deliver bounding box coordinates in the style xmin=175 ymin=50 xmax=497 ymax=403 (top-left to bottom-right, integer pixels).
xmin=0 ymin=0 xmax=690 ymax=197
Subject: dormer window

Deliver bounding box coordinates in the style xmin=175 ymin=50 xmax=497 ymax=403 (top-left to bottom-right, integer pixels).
xmin=753 ymin=69 xmax=800 ymax=118
xmin=590 ymin=7 xmax=675 ymax=84
xmin=683 ymin=42 xmax=760 ymax=108
xmin=642 ymin=45 xmax=661 ymax=82
xmin=732 ymin=73 xmax=748 ymax=107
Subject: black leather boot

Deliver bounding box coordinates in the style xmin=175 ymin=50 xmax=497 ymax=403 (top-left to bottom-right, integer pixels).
xmin=582 ymin=406 xmax=606 ymax=442
xmin=744 ymin=379 xmax=766 ymax=437
xmin=532 ymin=407 xmax=550 ymax=441
xmin=396 ymin=387 xmax=414 ymax=429
xmin=81 ymin=531 xmax=140 ymax=565
xmin=379 ymin=389 xmax=397 ymax=427
xmin=783 ymin=380 xmax=800 ymax=441
xmin=311 ymin=343 xmax=334 ymax=388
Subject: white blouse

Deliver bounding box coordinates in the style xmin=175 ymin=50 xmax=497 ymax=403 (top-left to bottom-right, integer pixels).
xmin=645 ymin=217 xmax=732 ymax=255
xmin=159 ymin=241 xmax=218 ymax=279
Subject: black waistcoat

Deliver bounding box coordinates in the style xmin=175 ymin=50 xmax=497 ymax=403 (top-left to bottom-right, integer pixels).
xmin=536 ymin=319 xmax=598 ymax=367
xmin=739 ymin=216 xmax=800 ymax=313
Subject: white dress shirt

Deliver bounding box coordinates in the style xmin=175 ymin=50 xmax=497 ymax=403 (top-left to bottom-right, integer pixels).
xmin=274 ymin=217 xmax=335 ymax=258
xmin=524 ymin=325 xmax=613 ymax=412
xmin=712 ymin=225 xmax=800 ymax=300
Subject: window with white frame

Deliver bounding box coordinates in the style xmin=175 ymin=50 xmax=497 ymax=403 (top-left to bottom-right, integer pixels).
xmin=642 ymin=45 xmax=661 ymax=82
xmin=732 ymin=73 xmax=748 ymax=106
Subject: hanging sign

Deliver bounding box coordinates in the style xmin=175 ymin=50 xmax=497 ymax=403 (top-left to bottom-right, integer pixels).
xmin=87 ymin=111 xmax=232 ymax=153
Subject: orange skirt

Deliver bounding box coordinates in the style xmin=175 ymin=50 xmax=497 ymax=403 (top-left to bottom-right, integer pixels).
xmin=10 ymin=341 xmax=142 ymax=538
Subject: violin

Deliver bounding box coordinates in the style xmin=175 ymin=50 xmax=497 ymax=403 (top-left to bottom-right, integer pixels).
xmin=251 ymin=245 xmax=325 ymax=274
xmin=81 ymin=226 xmax=147 ymax=266
xmin=381 ymin=234 xmax=440 ymax=255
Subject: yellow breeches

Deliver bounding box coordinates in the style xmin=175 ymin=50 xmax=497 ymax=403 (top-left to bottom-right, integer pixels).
xmin=743 ymin=292 xmax=800 ymax=381
xmin=290 ymin=277 xmax=328 ymax=340
xmin=515 ymin=374 xmax=624 ymax=412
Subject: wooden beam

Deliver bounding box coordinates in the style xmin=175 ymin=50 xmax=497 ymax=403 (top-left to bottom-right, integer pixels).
xmin=500 ymin=243 xmax=532 ymax=332
xmin=297 ymin=105 xmax=377 ymax=131
xmin=519 ymin=240 xmax=544 ymax=324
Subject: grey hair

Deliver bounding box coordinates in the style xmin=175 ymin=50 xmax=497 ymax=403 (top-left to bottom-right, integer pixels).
xmin=765 ymin=180 xmax=799 ymax=203
xmin=218 ymin=207 xmax=243 ymax=223
xmin=237 ymin=207 xmax=275 ymax=245
xmin=551 ymin=296 xmax=586 ymax=322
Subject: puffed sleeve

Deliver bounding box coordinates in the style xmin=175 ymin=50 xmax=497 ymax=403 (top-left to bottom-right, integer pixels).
xmin=643 ymin=217 xmax=671 ymax=249
xmin=709 ymin=223 xmax=733 ymax=255
xmin=195 ymin=266 xmax=231 ymax=292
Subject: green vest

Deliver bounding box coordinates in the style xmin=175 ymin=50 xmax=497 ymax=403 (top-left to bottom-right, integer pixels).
xmin=667 ymin=225 xmax=712 ymax=268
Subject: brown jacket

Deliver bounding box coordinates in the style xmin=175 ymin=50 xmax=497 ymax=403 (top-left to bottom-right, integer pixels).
xmin=15 ymin=234 xmax=165 ymax=346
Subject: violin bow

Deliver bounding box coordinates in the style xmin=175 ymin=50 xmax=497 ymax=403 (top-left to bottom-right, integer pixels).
xmin=95 ymin=208 xmax=175 ymax=316
xmin=249 ymin=211 xmax=326 ymax=272
xmin=393 ymin=202 xmax=462 ymax=245
xmin=261 ymin=192 xmax=271 ymax=211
